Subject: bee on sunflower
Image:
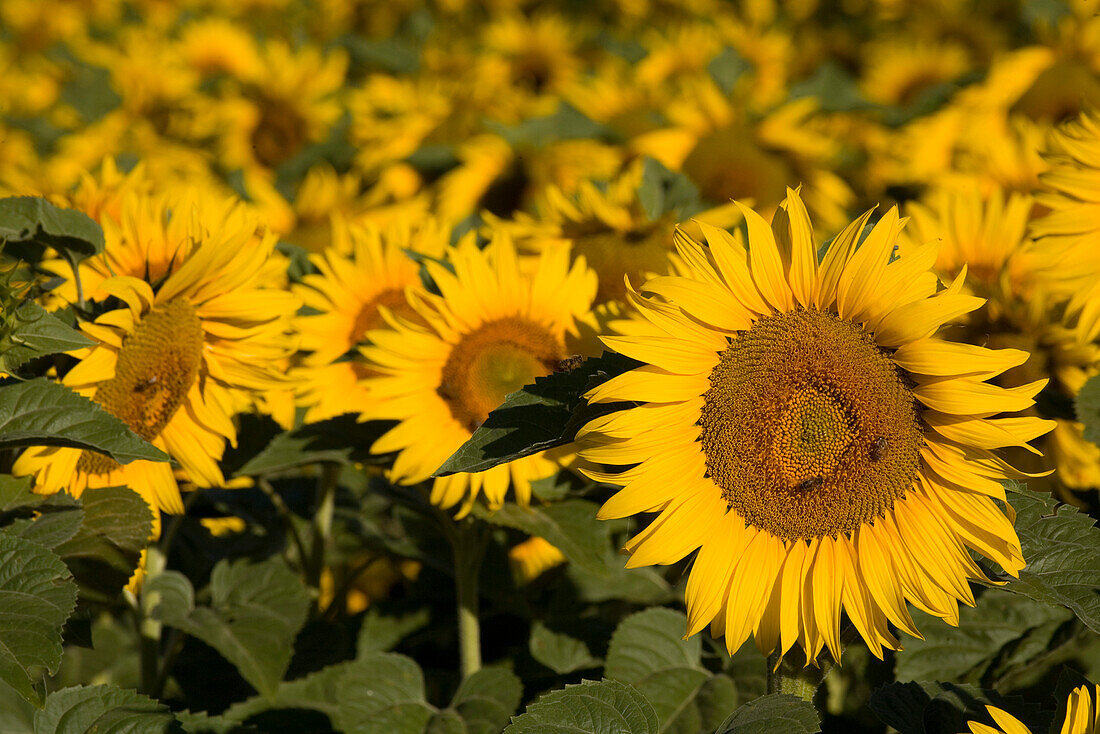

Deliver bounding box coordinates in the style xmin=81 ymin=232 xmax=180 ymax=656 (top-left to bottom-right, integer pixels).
xmin=578 ymin=188 xmax=1052 ymax=662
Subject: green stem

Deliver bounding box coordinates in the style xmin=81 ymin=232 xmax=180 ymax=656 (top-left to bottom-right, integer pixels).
xmin=451 ymin=519 xmax=488 ymax=679
xmin=257 ymin=477 xmax=309 ymax=568
xmin=306 ymin=464 xmax=339 ymax=610
xmin=766 ymin=650 xmax=828 ymax=702
xmin=134 ymin=546 xmax=167 ymax=696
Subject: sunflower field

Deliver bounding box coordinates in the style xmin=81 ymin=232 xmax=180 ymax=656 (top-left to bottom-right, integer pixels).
xmin=4 ymin=0 xmax=1100 ymax=732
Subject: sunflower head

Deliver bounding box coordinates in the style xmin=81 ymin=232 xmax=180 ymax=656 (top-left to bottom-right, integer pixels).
xmin=579 ymin=188 xmax=1052 ymax=663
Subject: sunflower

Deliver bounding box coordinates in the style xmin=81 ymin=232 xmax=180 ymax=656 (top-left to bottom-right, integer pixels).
xmin=13 ymin=191 xmax=298 ymax=531
xmin=292 ymin=217 xmax=450 ymax=423
xmin=577 ymin=189 xmax=1052 ymax=661
xmin=509 ymin=536 xmax=567 ymax=584
xmin=964 ymin=684 xmax=1100 ymax=734
xmin=361 ymin=233 xmax=597 ymax=515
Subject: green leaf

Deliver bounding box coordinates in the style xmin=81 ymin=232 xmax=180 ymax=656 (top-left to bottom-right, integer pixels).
xmin=1075 ymin=374 xmax=1100 ymax=446
xmin=333 ymin=653 xmax=437 ymax=734
xmin=487 ymin=104 xmax=613 ymax=149
xmin=0 ymin=197 xmax=104 ymax=258
xmin=530 ymin=621 xmax=601 ymax=674
xmin=435 ymin=352 xmax=639 ymax=476
xmin=480 ymin=500 xmax=607 ymax=576
xmin=148 ymin=557 xmax=310 ymax=698
xmin=694 ymin=676 xmax=739 ymax=733
xmin=0 ymin=492 xmax=83 ymax=550
xmin=503 ymin=679 xmax=658 ymax=734
xmin=235 ymin=414 xmax=394 ymax=477
xmin=357 ymin=606 xmax=431 ymax=655
xmin=448 ymin=665 xmax=523 ymax=734
xmin=34 ymin=685 xmax=178 ymax=733
xmin=0 ymin=302 xmax=93 ymax=373
xmin=869 ymin=681 xmax=1046 ymax=734
xmin=605 ymin=608 xmax=709 ymax=733
xmin=175 ymin=709 xmax=254 ymax=734
xmin=996 ymin=483 xmax=1100 ymax=635
xmin=0 ymin=378 xmax=169 ymax=463
xmin=0 ymin=534 xmax=78 ymax=705
xmin=54 ymin=486 xmax=153 ymax=604
xmin=789 ymin=62 xmax=876 ymax=113
xmin=636 ymin=157 xmax=702 ymax=221
xmin=894 ymin=589 xmax=1072 ymax=684
xmin=715 ymin=694 xmax=820 ymax=734
xmin=222 ymin=660 xmax=351 ymax=722
xmin=708 ymin=48 xmax=751 ymax=95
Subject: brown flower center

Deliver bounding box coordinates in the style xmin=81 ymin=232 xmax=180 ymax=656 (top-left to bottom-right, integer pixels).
xmin=77 ymin=299 xmax=204 ymax=476
xmin=439 ymin=318 xmax=564 ymax=432
xmin=250 ymin=95 xmax=309 ymax=168
xmin=699 ymin=309 xmax=923 ymax=541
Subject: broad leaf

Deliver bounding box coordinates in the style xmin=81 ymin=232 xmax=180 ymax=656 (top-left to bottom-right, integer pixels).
xmin=894 ymin=589 xmax=1072 ymax=684
xmin=0 ymin=302 xmax=92 ymax=372
xmin=333 ymin=653 xmax=436 ymax=734
xmin=357 ymin=606 xmax=431 ymax=655
xmin=0 ymin=491 xmax=83 ymax=550
xmin=636 ymin=158 xmax=703 ymax=220
xmin=480 ymin=500 xmax=607 ymax=576
xmin=0 ymin=379 xmax=169 ymax=463
xmin=175 ymin=709 xmax=255 ymax=733
xmin=1075 ymin=374 xmax=1100 ymax=446
xmin=605 ymin=608 xmax=709 ymax=733
xmin=708 ymin=48 xmax=751 ymax=96
xmin=0 ymin=534 xmax=78 ymax=705
xmin=35 ymin=685 xmax=178 ymax=733
xmin=530 ymin=621 xmax=600 ymax=674
xmin=715 ymin=694 xmax=820 ymax=734
xmin=789 ymin=62 xmax=875 ymax=113
xmin=148 ymin=558 xmax=309 ymax=698
xmin=503 ymin=679 xmax=658 ymax=734
xmin=222 ymin=660 xmax=352 ymax=722
xmin=0 ymin=197 xmax=104 ymax=258
xmin=487 ymin=103 xmax=612 ymax=148
xmin=235 ymin=414 xmax=394 ymax=476
xmin=55 ymin=486 xmax=153 ymax=604
xmin=997 ymin=483 xmax=1100 ymax=634
xmin=869 ymin=681 xmax=1046 ymax=734
xmin=449 ymin=666 xmax=523 ymax=734
xmin=434 ymin=352 xmax=639 ymax=476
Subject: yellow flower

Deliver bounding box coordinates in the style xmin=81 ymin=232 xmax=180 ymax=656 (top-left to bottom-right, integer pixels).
xmin=509 ymin=536 xmax=567 ymax=584
xmin=577 ymin=188 xmax=1052 ymax=661
xmin=14 ymin=192 xmax=299 ymax=530
xmin=964 ymin=684 xmax=1100 ymax=734
xmin=292 ymin=217 xmax=450 ymax=423
xmin=361 ymin=234 xmax=597 ymax=516
xmin=859 ymin=37 xmax=972 ymax=107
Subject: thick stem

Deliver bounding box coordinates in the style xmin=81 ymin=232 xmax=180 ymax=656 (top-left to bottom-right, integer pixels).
xmin=134 ymin=546 xmax=167 ymax=696
xmin=767 ymin=650 xmax=828 ymax=702
xmin=307 ymin=464 xmax=339 ymax=592
xmin=451 ymin=520 xmax=488 ymax=679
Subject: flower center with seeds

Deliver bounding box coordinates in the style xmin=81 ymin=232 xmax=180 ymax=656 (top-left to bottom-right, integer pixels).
xmin=682 ymin=124 xmax=795 ymax=209
xmin=567 ymin=223 xmax=672 ymax=302
xmin=354 ymin=288 xmax=414 ymax=341
xmin=250 ymin=95 xmax=309 ymax=168
xmin=439 ymin=318 xmax=564 ymax=433
xmin=77 ymin=299 xmax=204 ymax=476
xmin=699 ymin=309 xmax=924 ymax=541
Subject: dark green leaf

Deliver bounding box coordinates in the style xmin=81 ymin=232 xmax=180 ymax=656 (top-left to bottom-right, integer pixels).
xmin=1 ymin=492 xmax=83 ymax=550
xmin=426 ymin=711 xmax=465 ymax=734
xmin=342 ymin=35 xmax=420 ymax=74
xmin=54 ymin=486 xmax=153 ymax=604
xmin=869 ymin=681 xmax=1046 ymax=734
xmin=222 ymin=660 xmax=352 ymax=722
xmin=895 ymin=589 xmax=1072 ymax=683
xmin=0 ymin=534 xmax=78 ymax=705
xmin=605 ymin=608 xmax=708 ymax=733
xmin=148 ymin=558 xmax=310 ymax=698
xmin=636 ymin=157 xmax=702 ymax=221
xmin=449 ymin=665 xmax=523 ymax=734
xmin=0 ymin=476 xmax=40 ymax=514
xmin=503 ymin=679 xmax=658 ymax=734
xmin=333 ymin=653 xmax=436 ymax=734
xmin=175 ymin=710 xmax=255 ymax=734
xmin=357 ymin=606 xmax=432 ymax=655
xmin=715 ymin=694 xmax=820 ymax=734
xmin=235 ymin=414 xmax=394 ymax=477
xmin=996 ymin=483 xmax=1100 ymax=635
xmin=708 ymin=48 xmax=751 ymax=95
xmin=0 ymin=302 xmax=93 ymax=373
xmin=435 ymin=352 xmax=639 ymax=476
xmin=487 ymin=104 xmax=613 ymax=149
xmin=480 ymin=500 xmax=607 ymax=576
xmin=1075 ymin=374 xmax=1100 ymax=446
xmin=530 ymin=621 xmax=601 ymax=674
xmin=0 ymin=378 xmax=169 ymax=462
xmin=789 ymin=62 xmax=876 ymax=113
xmin=0 ymin=197 xmax=104 ymax=258
xmin=34 ymin=685 xmax=178 ymax=734
xmin=694 ymin=676 xmax=739 ymax=733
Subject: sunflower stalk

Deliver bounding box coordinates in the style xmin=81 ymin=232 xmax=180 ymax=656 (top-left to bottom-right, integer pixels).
xmin=306 ymin=462 xmax=339 ymax=610
xmin=450 ymin=517 xmax=489 ymax=679
xmin=133 ymin=546 xmax=168 ymax=697
xmin=766 ymin=649 xmax=829 ymax=703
